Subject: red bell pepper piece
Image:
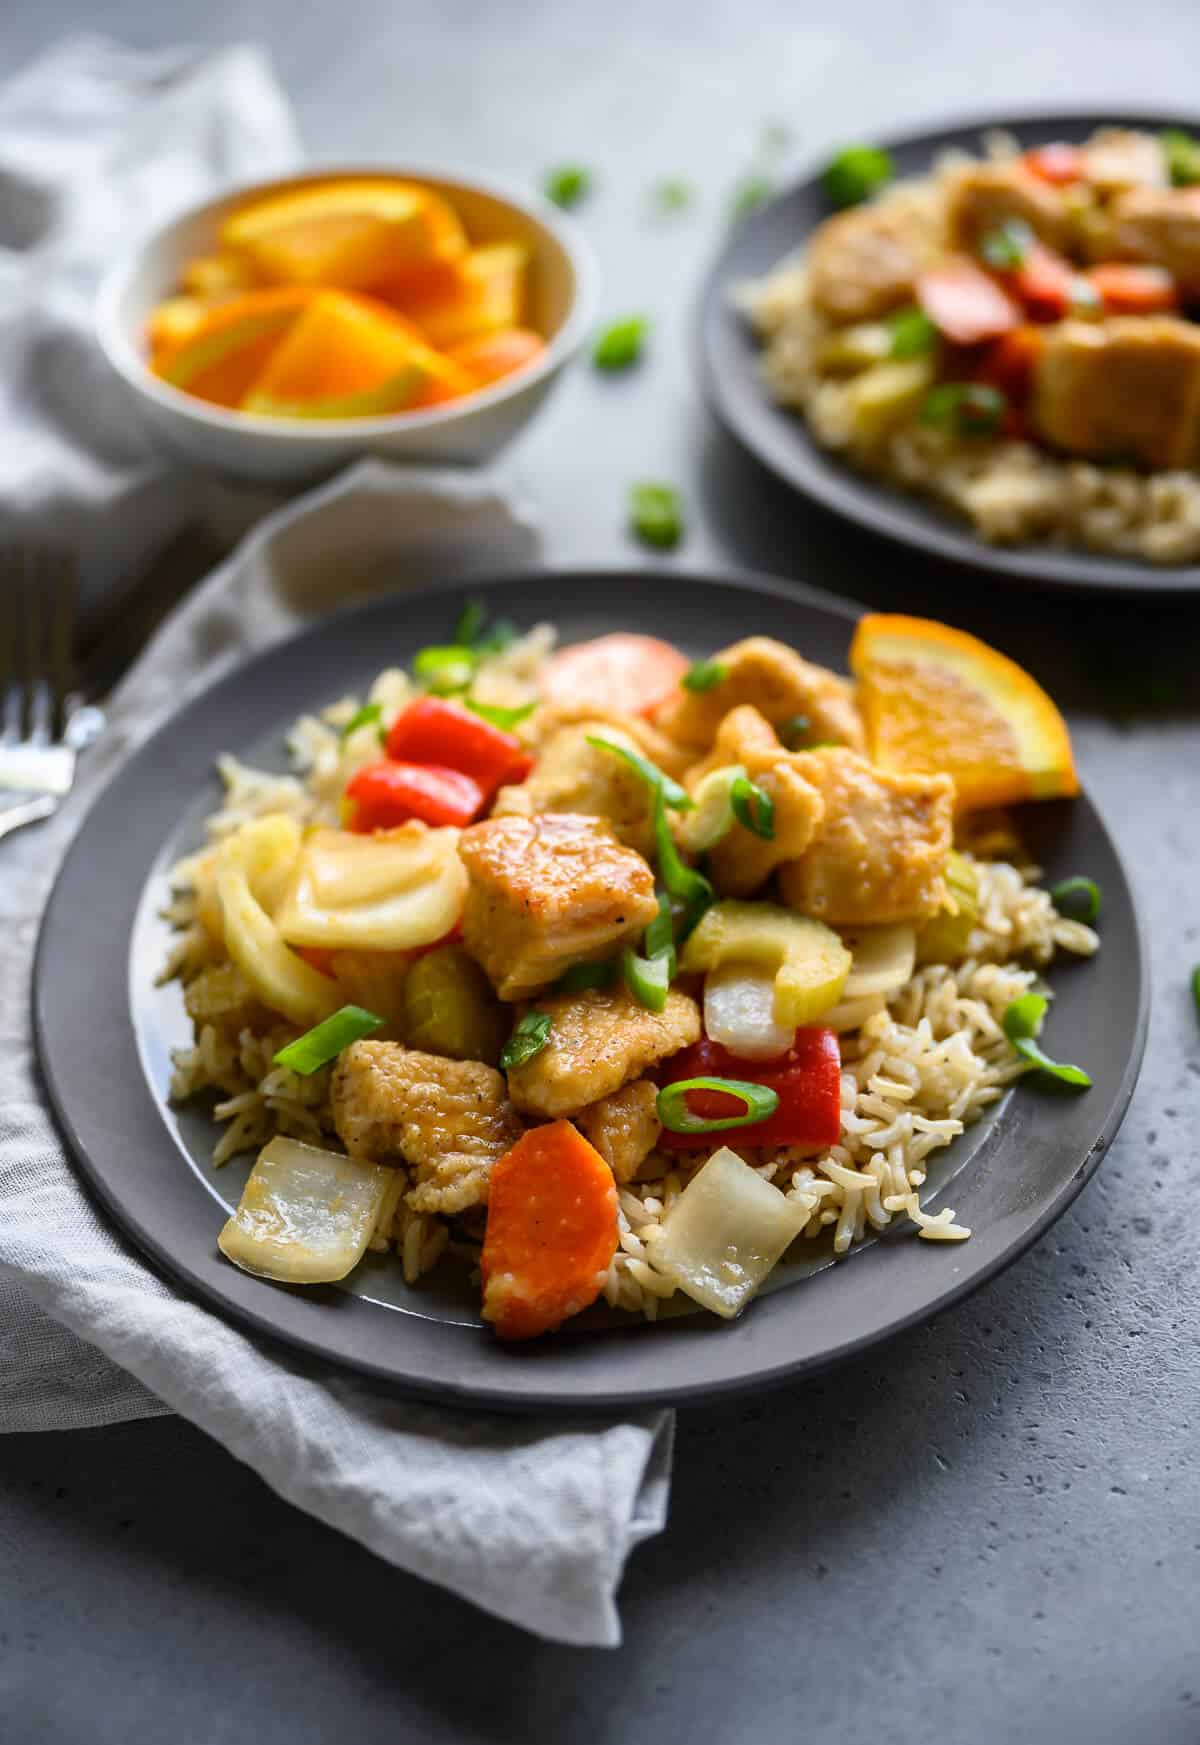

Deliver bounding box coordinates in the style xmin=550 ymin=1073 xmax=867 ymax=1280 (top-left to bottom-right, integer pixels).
xmin=344 ymin=760 xmax=484 ymax=832
xmin=384 ymin=697 xmax=533 ymax=799
xmin=1023 ymin=143 xmax=1085 ymax=186
xmin=1086 ymin=262 xmax=1178 ymax=314
xmin=657 ymin=1030 xmax=842 ymax=1151
xmin=1009 ymin=243 xmax=1086 ymax=322
xmin=916 ymin=256 xmax=1021 ymax=346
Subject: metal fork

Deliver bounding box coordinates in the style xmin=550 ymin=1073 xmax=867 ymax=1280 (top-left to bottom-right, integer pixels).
xmin=0 ymin=549 xmax=81 ymax=843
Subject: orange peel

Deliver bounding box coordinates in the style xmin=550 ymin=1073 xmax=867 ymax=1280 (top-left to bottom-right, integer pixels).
xmin=849 ymin=613 xmax=1078 ymax=810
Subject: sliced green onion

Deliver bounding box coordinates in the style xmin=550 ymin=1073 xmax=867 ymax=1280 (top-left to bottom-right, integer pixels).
xmin=629 ymin=481 xmax=684 ymax=549
xmin=340 ymin=701 xmax=384 ymax=742
xmin=1162 ymin=128 xmax=1200 ymax=187
xmin=651 ymin=177 xmax=693 ymax=214
xmin=1002 ymin=992 xmax=1091 ymax=1089
xmin=413 ymin=645 xmax=477 ymax=694
xmin=475 ymin=620 xmax=519 ymax=657
xmin=644 ymin=889 xmax=678 ymax=977
xmin=657 ymin=1076 xmax=780 ymax=1134
xmin=465 ymin=698 xmax=537 ymax=731
xmin=453 ymin=598 xmax=487 ymax=647
xmin=623 ymin=945 xmax=671 ymax=1012
xmin=273 ymin=1006 xmax=384 ymax=1076
xmin=655 ymin=791 xmax=713 ymax=934
xmin=544 ymin=164 xmax=592 ymax=208
xmin=729 ymin=173 xmax=774 ymax=222
xmin=1192 ymin=965 xmax=1200 ymax=1022
xmin=1049 ymin=876 xmax=1101 ymax=925
xmin=555 ymin=960 xmax=617 ymax=994
xmin=779 ymin=714 xmax=811 ymax=748
xmin=585 ymin=735 xmax=694 ymax=810
xmin=730 ymin=774 xmax=775 ymax=840
xmin=500 ymin=1010 xmax=553 ymax=1072
xmin=921 ymin=382 xmax=1007 ymax=439
xmin=681 ymin=659 xmax=728 ymax=693
xmin=887 ymin=307 xmax=937 ymax=359
xmin=823 ymin=143 xmax=893 ymax=209
xmin=1069 ymin=276 xmax=1103 ymax=317
xmin=979 ymin=217 xmax=1034 ymax=270
xmin=593 ymin=315 xmax=649 ymax=371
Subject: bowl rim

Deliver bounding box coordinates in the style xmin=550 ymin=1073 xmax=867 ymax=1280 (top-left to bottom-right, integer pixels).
xmin=95 ymin=160 xmax=600 ymax=441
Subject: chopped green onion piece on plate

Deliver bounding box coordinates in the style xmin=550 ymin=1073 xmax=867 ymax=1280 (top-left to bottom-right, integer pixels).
xmin=657 ymin=1076 xmax=780 ymax=1134
xmin=730 ymin=774 xmax=775 ymax=840
xmin=593 ymin=315 xmax=649 ymax=371
xmin=413 ymin=645 xmax=477 ymax=693
xmin=623 ymin=945 xmax=671 ymax=1012
xmin=979 ymin=217 xmax=1034 ymax=269
xmin=681 ymin=659 xmax=728 ymax=692
xmin=340 ymin=701 xmax=384 ymax=741
xmin=1162 ymin=129 xmax=1200 ymax=187
xmin=887 ymin=307 xmax=938 ymax=359
xmin=779 ymin=714 xmax=811 ymax=748
xmin=629 ymin=482 xmax=684 ymax=549
xmin=921 ymin=382 xmax=1007 ymax=438
xmin=1048 ymin=876 xmax=1101 ymax=924
xmin=585 ymin=735 xmax=694 ymax=810
xmin=1002 ymin=992 xmax=1091 ymax=1089
xmin=273 ymin=1006 xmax=385 ymax=1076
xmin=644 ymin=889 xmax=678 ymax=977
xmin=465 ymin=698 xmax=536 ymax=731
xmin=500 ymin=1011 xmax=554 ymax=1072
xmin=453 ymin=598 xmax=487 ymax=647
xmin=654 ymin=791 xmax=713 ymax=933
xmin=555 ymin=960 xmax=617 ymax=994
xmin=823 ymin=143 xmax=893 ymax=208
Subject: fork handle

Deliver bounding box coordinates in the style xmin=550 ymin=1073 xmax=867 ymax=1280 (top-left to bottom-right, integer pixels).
xmin=0 ymin=794 xmax=58 ymax=842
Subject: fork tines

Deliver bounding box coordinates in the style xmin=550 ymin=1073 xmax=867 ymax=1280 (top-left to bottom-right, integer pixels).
xmin=0 ymin=547 xmax=79 ymax=746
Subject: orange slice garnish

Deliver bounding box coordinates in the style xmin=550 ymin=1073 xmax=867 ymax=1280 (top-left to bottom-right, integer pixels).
xmin=382 ymin=242 xmax=528 ymax=347
xmin=220 ymin=178 xmax=467 ymax=291
xmin=150 ymin=288 xmax=314 ymax=408
xmin=849 ymin=613 xmax=1078 ymax=810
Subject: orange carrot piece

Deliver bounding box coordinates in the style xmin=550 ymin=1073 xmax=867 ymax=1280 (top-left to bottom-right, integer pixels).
xmin=480 ymin=1121 xmax=619 ymax=1340
xmin=539 ymin=633 xmax=690 ymax=718
xmin=1086 ymin=263 xmax=1178 ymax=314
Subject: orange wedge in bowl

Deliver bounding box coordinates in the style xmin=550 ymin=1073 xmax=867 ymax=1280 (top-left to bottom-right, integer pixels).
xmin=239 ymin=290 xmax=474 ymax=418
xmin=220 ymin=178 xmax=467 ymax=290
xmin=383 ymin=242 xmax=528 ymax=347
xmin=447 ymin=326 xmax=546 ymax=387
xmin=849 ymin=613 xmax=1078 ymax=810
xmin=151 ymin=288 xmax=314 ymax=408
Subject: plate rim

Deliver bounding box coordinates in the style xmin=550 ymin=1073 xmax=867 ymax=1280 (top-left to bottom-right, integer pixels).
xmin=34 ymin=564 xmax=1150 ymax=1412
xmin=696 ymin=104 xmax=1200 ymax=595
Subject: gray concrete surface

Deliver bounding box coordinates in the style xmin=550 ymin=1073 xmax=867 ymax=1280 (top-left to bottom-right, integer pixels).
xmin=3 ymin=3 xmax=1200 ymax=1741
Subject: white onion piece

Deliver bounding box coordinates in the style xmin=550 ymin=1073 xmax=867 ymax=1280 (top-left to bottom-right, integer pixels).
xmin=655 ymin=1146 xmax=811 ymax=1318
xmin=820 ymin=990 xmax=887 ymax=1032
xmin=839 ymin=923 xmax=916 ymax=999
xmin=276 ymin=823 xmax=466 ymax=952
xmin=703 ymin=962 xmax=794 ymax=1059
xmin=218 ymin=1137 xmax=392 ymax=1285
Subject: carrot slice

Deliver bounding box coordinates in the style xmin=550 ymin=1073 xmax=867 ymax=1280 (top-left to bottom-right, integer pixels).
xmin=1086 ymin=263 xmax=1178 ymax=315
xmin=480 ymin=1121 xmax=619 ymax=1340
xmin=539 ymin=633 xmax=690 ymax=718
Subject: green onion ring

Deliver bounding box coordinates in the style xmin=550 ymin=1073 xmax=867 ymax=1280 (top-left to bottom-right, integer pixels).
xmin=273 ymin=1006 xmax=384 ymax=1076
xmin=657 ymin=1076 xmax=780 ymax=1134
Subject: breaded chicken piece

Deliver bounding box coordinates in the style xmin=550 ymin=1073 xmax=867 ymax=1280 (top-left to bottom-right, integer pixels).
xmin=808 ymin=204 xmax=929 ymax=324
xmin=778 ymin=748 xmax=954 ymax=925
xmin=574 ymin=1080 xmax=662 ymax=1184
xmin=944 ymin=161 xmax=1070 ymax=252
xmin=655 ymin=637 xmax=864 ymax=756
xmin=332 ymin=1040 xmax=521 ymax=1214
xmin=507 ymin=986 xmax=701 ymax=1119
xmin=492 ymin=721 xmax=657 ymax=857
xmin=184 ymin=962 xmax=271 ymax=1034
xmin=1081 ymin=128 xmax=1166 ymax=197
xmin=1103 ymin=186 xmax=1200 ymax=290
xmin=527 ymin=700 xmax=693 ymax=780
xmin=1031 ymin=316 xmax=1200 ymax=469
xmin=681 ymin=706 xmax=826 ymax=898
xmin=458 ymin=813 xmax=658 ymax=1000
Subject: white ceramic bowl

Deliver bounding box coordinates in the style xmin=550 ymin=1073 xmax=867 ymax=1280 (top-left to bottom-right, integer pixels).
xmin=96 ymin=165 xmax=598 ymax=483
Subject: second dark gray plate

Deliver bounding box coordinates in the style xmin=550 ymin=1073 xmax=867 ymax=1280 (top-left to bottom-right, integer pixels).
xmin=698 ymin=109 xmax=1200 ymax=594
xmin=35 ymin=568 xmax=1147 ymax=1410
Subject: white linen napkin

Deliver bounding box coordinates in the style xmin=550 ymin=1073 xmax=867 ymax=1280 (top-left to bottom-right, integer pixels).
xmin=0 ymin=38 xmax=673 ymax=1649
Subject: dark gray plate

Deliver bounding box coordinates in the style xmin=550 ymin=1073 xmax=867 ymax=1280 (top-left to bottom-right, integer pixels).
xmin=698 ymin=108 xmax=1200 ymax=594
xmin=34 ymin=568 xmax=1147 ymax=1411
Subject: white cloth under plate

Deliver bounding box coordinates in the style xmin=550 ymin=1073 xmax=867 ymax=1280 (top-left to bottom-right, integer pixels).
xmin=0 ymin=37 xmax=672 ymax=1649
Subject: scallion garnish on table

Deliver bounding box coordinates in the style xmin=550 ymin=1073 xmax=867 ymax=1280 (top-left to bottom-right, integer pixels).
xmin=657 ymin=1076 xmax=780 ymax=1134
xmin=823 ymin=142 xmax=893 ymax=209
xmin=1002 ymin=991 xmax=1091 ymax=1089
xmin=543 ymin=164 xmax=592 ymax=208
xmin=273 ymin=1006 xmax=385 ymax=1076
xmin=629 ymin=482 xmax=684 ymax=549
xmin=593 ymin=315 xmax=649 ymax=371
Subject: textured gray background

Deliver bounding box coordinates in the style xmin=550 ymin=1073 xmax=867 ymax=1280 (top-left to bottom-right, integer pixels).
xmin=4 ymin=3 xmax=1200 ymax=1741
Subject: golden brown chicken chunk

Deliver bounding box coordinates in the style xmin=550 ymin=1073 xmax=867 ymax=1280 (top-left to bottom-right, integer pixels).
xmin=944 ymin=161 xmax=1070 ymax=252
xmin=492 ymin=721 xmax=657 ymax=858
xmin=458 ymin=813 xmax=658 ymax=1000
xmin=332 ymin=1041 xmax=521 ymax=1214
xmin=574 ymin=1080 xmax=662 ymax=1184
xmin=1031 ymin=316 xmax=1200 ymax=469
xmin=1103 ymin=186 xmax=1200 ymax=289
xmin=656 ymin=637 xmax=864 ymax=755
xmin=681 ymin=706 xmax=826 ymax=898
xmin=778 ymin=748 xmax=954 ymax=925
xmin=507 ymin=986 xmax=700 ymax=1119
xmin=1081 ymin=128 xmax=1166 ymax=197
xmin=808 ymin=204 xmax=928 ymax=324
